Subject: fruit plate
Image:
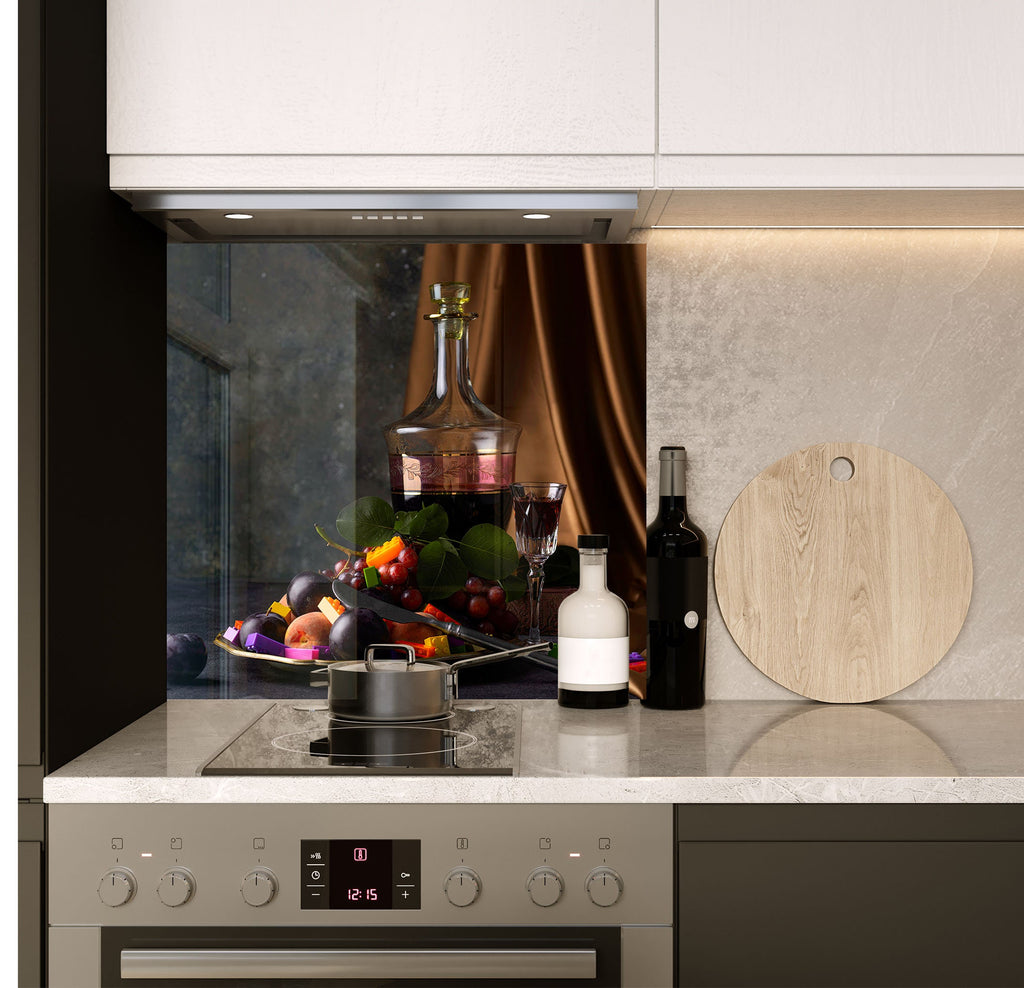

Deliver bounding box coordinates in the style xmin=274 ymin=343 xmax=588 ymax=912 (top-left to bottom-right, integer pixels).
xmin=212 ymin=634 xmax=487 ymax=669
xmin=213 ymin=634 xmax=335 ymax=668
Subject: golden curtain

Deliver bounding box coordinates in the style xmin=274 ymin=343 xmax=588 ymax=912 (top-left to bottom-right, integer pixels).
xmin=403 ymin=244 xmax=647 ymax=649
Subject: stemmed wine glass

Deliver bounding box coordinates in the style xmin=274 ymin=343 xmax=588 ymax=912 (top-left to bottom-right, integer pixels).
xmin=511 ymin=482 xmax=567 ymax=644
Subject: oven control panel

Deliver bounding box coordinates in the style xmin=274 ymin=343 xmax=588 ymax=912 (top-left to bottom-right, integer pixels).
xmin=49 ymin=803 xmax=673 ymax=927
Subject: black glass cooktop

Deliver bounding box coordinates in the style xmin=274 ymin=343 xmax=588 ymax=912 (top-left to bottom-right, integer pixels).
xmin=201 ymin=701 xmax=520 ymax=776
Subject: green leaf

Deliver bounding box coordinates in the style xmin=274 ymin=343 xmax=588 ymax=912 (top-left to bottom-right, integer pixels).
xmin=412 ymin=502 xmax=449 ymax=542
xmin=499 ymin=571 xmax=527 ymax=602
xmin=393 ymin=511 xmax=417 ymax=536
xmin=416 ymin=540 xmax=469 ymax=602
xmin=457 ymin=523 xmax=520 ymax=582
xmin=335 ymin=497 xmax=396 ymax=549
xmin=392 ymin=504 xmax=449 ymax=543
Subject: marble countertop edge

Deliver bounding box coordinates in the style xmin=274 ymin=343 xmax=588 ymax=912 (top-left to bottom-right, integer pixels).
xmin=42 ymin=775 xmax=1024 ymax=805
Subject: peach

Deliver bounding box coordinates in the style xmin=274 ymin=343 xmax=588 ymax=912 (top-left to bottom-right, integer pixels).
xmin=284 ymin=611 xmax=332 ymax=649
xmin=388 ymin=621 xmax=438 ymax=644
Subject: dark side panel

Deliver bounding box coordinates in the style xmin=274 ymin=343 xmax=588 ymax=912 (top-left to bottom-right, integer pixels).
xmin=40 ymin=0 xmax=167 ymax=770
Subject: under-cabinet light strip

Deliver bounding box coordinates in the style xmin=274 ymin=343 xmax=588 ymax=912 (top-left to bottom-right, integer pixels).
xmin=651 ymin=224 xmax=1024 ymax=229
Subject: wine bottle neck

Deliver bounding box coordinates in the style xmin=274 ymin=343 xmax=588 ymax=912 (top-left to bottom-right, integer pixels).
xmin=659 ymin=455 xmax=687 ymax=497
xmin=658 ymin=494 xmax=689 ymax=516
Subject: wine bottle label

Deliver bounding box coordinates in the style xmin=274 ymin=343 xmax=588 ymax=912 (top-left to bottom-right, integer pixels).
xmin=557 ymin=636 xmax=629 ymax=691
xmin=647 ymin=557 xmax=708 ymax=622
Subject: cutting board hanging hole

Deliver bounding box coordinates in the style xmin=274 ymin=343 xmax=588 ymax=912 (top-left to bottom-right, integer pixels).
xmin=829 ymin=456 xmax=854 ymax=481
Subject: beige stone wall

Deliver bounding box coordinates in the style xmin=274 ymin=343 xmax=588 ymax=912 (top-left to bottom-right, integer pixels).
xmin=643 ymin=229 xmax=1024 ymax=699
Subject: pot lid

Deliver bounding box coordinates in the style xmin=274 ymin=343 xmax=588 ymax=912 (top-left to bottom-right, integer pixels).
xmin=328 ymin=658 xmax=445 ymax=674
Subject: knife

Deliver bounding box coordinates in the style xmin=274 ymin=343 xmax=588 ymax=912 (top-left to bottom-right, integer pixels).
xmin=332 ymin=578 xmax=556 ymax=670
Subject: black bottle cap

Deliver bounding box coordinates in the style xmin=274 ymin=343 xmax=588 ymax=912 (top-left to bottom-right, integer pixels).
xmin=577 ymin=534 xmax=609 ymax=549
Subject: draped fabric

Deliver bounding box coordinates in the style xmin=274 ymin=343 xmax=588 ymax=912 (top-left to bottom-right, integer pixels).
xmin=402 ymin=244 xmax=647 ymax=649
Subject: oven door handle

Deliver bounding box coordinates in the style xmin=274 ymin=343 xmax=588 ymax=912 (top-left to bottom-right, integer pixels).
xmin=121 ymin=947 xmax=598 ymax=980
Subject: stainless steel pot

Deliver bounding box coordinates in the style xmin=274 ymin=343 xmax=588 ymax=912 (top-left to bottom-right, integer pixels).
xmin=327 ymin=642 xmax=540 ymax=722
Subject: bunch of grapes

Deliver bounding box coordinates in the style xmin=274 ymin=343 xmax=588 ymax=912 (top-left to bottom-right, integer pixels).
xmin=334 ymin=544 xmax=424 ymax=612
xmin=442 ymin=575 xmax=519 ymax=638
xmin=332 ymin=545 xmax=519 ymax=638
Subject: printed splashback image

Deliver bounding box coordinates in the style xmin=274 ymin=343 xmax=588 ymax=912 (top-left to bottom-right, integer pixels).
xmin=167 ymin=243 xmax=645 ymax=697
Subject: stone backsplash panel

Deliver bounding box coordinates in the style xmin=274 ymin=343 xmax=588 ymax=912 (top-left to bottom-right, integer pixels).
xmin=643 ymin=228 xmax=1023 ymax=699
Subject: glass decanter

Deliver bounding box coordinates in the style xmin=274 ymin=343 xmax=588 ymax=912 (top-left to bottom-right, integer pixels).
xmin=384 ymin=282 xmax=522 ymax=540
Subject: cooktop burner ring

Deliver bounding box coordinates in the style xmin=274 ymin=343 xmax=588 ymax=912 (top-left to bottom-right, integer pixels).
xmin=270 ymin=724 xmax=480 ymax=760
xmin=200 ymin=701 xmax=519 ymax=775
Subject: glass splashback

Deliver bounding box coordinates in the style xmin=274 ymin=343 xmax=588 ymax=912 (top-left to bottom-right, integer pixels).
xmin=166 ymin=243 xmax=646 ymax=700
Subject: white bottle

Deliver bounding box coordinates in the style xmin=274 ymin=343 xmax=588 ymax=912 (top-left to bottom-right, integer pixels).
xmin=556 ymin=535 xmax=630 ymax=708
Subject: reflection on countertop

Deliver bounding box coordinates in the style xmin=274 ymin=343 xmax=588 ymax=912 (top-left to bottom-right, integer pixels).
xmin=44 ymin=699 xmax=1024 ymax=805
xmin=725 ymin=704 xmax=957 ymax=777
xmin=519 ymin=699 xmax=1024 ymax=779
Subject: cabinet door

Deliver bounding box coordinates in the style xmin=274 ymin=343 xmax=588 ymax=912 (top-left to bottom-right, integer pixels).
xmin=677 ymin=839 xmax=1024 ymax=987
xmin=108 ymin=0 xmax=655 ymax=156
xmin=659 ymin=0 xmax=1024 ymax=155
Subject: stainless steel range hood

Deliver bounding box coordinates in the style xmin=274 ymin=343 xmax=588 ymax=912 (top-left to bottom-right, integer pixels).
xmin=117 ymin=191 xmax=639 ymax=243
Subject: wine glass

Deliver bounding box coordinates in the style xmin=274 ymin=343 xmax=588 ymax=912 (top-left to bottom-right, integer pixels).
xmin=512 ymin=482 xmax=567 ymax=644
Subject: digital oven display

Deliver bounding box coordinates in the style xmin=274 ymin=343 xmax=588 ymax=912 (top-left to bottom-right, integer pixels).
xmin=300 ymin=839 xmax=421 ymax=909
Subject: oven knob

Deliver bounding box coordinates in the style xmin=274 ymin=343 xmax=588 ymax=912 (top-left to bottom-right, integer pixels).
xmin=97 ymin=868 xmax=137 ymax=907
xmin=241 ymin=867 xmax=278 ymax=907
xmin=157 ymin=868 xmax=196 ymax=907
xmin=585 ymin=867 xmax=623 ymax=907
xmin=444 ymin=867 xmax=481 ymax=907
xmin=526 ymin=867 xmax=564 ymax=907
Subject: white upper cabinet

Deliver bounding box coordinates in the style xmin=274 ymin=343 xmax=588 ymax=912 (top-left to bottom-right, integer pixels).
xmin=660 ymin=0 xmax=1024 ymax=154
xmin=657 ymin=0 xmax=1024 ymax=188
xmin=109 ymin=0 xmax=1024 ymax=199
xmin=108 ymin=0 xmax=656 ymax=188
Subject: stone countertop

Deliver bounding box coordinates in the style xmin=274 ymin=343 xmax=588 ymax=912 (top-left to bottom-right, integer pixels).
xmin=43 ymin=699 xmax=1024 ymax=804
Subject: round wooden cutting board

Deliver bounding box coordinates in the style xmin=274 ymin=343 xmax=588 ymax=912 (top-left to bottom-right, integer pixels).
xmin=714 ymin=442 xmax=972 ymax=703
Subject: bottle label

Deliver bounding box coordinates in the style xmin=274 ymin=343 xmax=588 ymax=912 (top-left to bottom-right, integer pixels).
xmin=647 ymin=557 xmax=708 ymax=622
xmin=557 ymin=636 xmax=629 ymax=691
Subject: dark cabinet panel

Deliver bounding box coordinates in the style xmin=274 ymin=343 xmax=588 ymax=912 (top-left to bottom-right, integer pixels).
xmin=40 ymin=0 xmax=167 ymax=771
xmin=19 ymin=841 xmax=42 ymax=988
xmin=676 ymin=807 xmax=1024 ymax=988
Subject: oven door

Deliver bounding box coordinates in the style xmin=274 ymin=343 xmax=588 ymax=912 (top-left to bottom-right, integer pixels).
xmin=99 ymin=926 xmax=623 ymax=987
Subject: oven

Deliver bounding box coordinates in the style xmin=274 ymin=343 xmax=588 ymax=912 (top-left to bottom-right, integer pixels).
xmin=48 ymin=803 xmax=674 ymax=987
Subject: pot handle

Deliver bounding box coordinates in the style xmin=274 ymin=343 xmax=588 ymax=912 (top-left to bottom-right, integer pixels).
xmin=364 ymin=643 xmax=417 ymax=672
xmin=447 ymin=642 xmax=551 ymax=677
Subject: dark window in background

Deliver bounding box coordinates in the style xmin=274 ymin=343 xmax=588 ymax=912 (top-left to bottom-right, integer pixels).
xmin=167 ymin=244 xmax=424 ymax=698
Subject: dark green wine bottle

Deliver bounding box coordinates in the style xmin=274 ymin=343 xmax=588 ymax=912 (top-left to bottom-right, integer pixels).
xmin=643 ymin=447 xmax=708 ymax=710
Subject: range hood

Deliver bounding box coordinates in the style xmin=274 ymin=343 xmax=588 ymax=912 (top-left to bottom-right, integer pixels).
xmin=117 ymin=191 xmax=639 ymax=243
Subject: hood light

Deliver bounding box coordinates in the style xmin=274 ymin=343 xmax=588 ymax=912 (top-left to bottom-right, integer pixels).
xmin=224 ymin=212 xmax=254 ymax=220
xmin=523 ymin=212 xmax=552 ymax=220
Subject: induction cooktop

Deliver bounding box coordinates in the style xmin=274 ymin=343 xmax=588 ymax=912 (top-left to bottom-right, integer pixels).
xmin=201 ymin=701 xmax=520 ymax=776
